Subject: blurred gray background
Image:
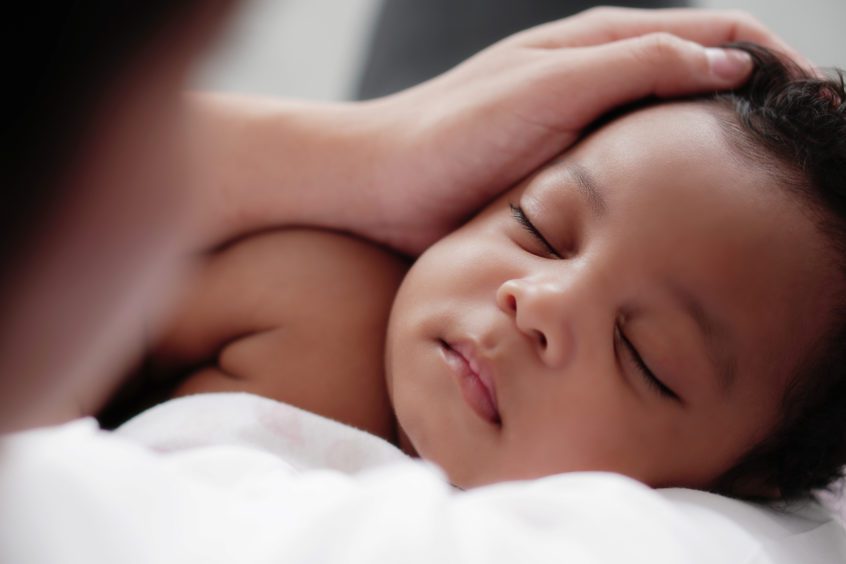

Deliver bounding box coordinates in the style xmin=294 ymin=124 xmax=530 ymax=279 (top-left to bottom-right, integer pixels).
xmin=194 ymin=0 xmax=846 ymax=100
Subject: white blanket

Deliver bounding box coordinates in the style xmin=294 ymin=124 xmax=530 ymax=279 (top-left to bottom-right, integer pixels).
xmin=1 ymin=392 xmax=843 ymax=564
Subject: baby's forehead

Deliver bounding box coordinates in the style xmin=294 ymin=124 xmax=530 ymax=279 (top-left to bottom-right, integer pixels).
xmin=584 ymin=100 xmax=733 ymax=147
xmin=545 ymin=102 xmax=746 ymax=189
xmin=555 ymin=99 xmax=802 ymax=204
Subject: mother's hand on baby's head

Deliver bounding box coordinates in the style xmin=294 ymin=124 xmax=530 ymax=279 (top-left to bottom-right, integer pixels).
xmin=363 ymin=7 xmax=804 ymax=255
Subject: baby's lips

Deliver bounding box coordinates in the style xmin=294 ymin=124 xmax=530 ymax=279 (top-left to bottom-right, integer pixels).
xmin=451 ymin=340 xmax=500 ymax=418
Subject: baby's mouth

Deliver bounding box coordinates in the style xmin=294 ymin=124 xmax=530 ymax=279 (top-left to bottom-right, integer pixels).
xmin=439 ymin=339 xmax=501 ymax=426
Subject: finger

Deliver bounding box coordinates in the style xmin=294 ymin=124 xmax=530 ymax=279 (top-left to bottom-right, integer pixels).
xmin=548 ymin=33 xmax=754 ymax=131
xmin=516 ymin=7 xmax=810 ymax=69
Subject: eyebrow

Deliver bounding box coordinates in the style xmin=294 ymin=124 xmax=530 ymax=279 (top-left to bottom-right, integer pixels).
xmin=567 ymin=164 xmax=607 ymax=217
xmin=667 ymin=282 xmax=738 ymax=395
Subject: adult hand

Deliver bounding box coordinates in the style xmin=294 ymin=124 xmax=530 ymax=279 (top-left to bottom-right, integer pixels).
xmin=192 ymin=8 xmax=805 ymax=256
xmin=357 ymin=7 xmax=805 ymax=253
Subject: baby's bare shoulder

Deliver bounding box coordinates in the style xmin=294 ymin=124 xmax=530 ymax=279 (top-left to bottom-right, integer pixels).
xmin=158 ymin=228 xmax=408 ymax=439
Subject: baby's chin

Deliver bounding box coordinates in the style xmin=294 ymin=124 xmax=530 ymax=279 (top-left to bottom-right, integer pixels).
xmin=438 ymin=460 xmax=567 ymax=491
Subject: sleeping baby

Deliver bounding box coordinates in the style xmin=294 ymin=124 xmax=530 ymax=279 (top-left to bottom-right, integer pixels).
xmin=103 ymin=44 xmax=846 ymax=502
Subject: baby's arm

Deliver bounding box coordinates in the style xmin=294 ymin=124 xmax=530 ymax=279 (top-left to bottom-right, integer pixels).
xmin=142 ymin=229 xmax=408 ymax=440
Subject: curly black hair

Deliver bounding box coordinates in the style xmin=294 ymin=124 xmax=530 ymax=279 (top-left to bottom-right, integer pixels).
xmin=706 ymin=43 xmax=846 ymax=502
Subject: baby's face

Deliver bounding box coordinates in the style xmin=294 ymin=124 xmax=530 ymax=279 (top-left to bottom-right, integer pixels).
xmin=385 ymin=102 xmax=837 ymax=491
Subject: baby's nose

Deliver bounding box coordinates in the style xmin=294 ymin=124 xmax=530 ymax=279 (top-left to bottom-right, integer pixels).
xmin=495 ymin=277 xmax=576 ymax=368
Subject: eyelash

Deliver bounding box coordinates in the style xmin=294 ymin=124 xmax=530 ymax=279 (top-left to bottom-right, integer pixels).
xmin=616 ymin=326 xmax=679 ymax=401
xmin=509 ymin=203 xmax=561 ymax=258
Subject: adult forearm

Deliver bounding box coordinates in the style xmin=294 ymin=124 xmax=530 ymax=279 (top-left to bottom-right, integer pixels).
xmin=184 ymin=93 xmax=390 ymax=252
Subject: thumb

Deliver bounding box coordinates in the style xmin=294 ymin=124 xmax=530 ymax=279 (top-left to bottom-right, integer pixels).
xmin=557 ymin=33 xmax=753 ymax=126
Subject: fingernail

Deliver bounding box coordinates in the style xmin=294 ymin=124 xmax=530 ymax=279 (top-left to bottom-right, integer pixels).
xmin=706 ymin=48 xmax=753 ymax=80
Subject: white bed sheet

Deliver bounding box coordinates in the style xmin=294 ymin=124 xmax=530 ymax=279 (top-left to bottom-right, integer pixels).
xmin=0 ymin=393 xmax=843 ymax=564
